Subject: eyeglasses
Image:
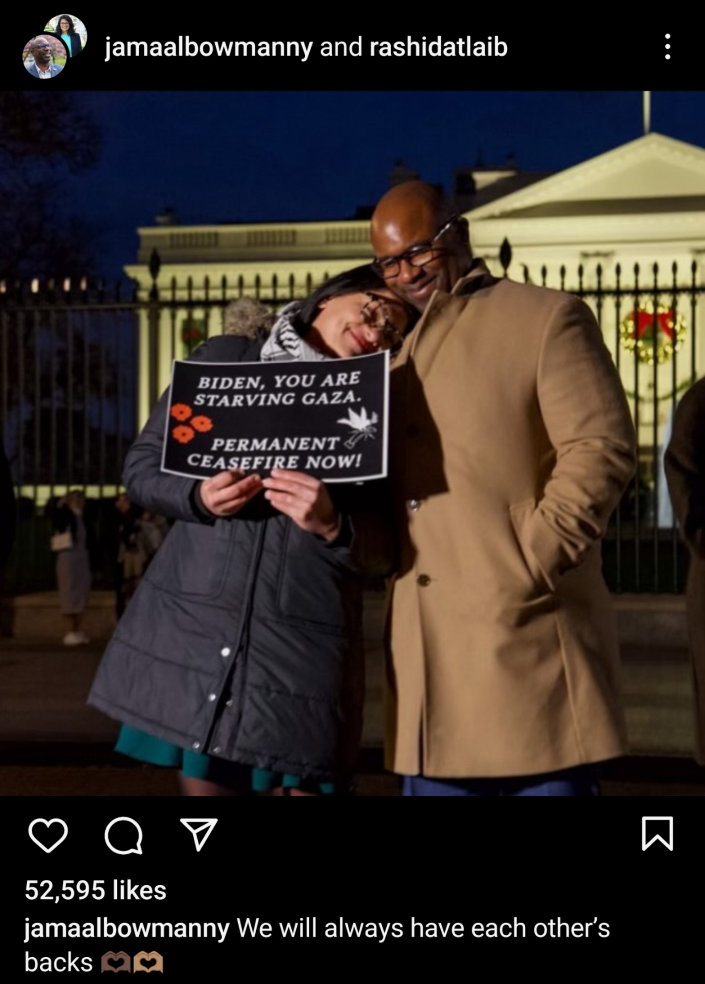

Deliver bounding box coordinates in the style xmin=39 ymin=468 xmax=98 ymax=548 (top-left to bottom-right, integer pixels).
xmin=33 ymin=43 xmax=53 ymax=50
xmin=372 ymin=215 xmax=458 ymax=280
xmin=359 ymin=293 xmax=404 ymax=341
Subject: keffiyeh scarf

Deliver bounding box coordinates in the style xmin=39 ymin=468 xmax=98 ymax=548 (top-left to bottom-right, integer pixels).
xmin=259 ymin=302 xmax=330 ymax=363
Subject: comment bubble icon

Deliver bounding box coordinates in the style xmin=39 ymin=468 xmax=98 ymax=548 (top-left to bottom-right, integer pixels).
xmin=104 ymin=816 xmax=143 ymax=855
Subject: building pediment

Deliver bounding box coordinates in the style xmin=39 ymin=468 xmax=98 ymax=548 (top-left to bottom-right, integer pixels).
xmin=468 ymin=133 xmax=705 ymax=221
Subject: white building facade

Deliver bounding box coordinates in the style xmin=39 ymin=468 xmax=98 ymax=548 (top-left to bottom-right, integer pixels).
xmin=127 ymin=132 xmax=705 ymax=471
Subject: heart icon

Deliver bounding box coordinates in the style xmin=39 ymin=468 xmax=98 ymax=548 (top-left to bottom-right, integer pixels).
xmin=107 ymin=957 xmax=125 ymax=969
xmin=140 ymin=958 xmax=157 ymax=969
xmin=28 ymin=818 xmax=68 ymax=853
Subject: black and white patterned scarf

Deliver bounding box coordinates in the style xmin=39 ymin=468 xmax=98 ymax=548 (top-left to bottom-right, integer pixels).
xmin=259 ymin=302 xmax=330 ymax=363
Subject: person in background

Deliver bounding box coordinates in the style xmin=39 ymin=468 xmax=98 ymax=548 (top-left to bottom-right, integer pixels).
xmin=138 ymin=509 xmax=168 ymax=560
xmin=114 ymin=492 xmax=144 ymax=619
xmin=664 ymin=378 xmax=705 ymax=766
xmin=47 ymin=490 xmax=92 ymax=646
xmin=0 ymin=443 xmax=15 ymax=572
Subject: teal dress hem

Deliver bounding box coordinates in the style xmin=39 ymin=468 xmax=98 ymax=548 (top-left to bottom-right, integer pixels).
xmin=116 ymin=724 xmax=337 ymax=795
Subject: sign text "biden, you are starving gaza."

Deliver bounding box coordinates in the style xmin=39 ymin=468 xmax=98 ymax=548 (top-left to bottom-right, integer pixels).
xmin=161 ymin=352 xmax=389 ymax=483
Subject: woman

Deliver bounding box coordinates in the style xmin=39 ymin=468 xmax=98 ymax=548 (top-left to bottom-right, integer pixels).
xmin=47 ymin=490 xmax=92 ymax=646
xmin=56 ymin=16 xmax=81 ymax=57
xmin=88 ymin=266 xmax=415 ymax=796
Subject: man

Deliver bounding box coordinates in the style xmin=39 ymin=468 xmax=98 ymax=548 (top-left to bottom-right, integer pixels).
xmin=370 ymin=181 xmax=636 ymax=796
xmin=664 ymin=378 xmax=705 ymax=766
xmin=24 ymin=37 xmax=64 ymax=78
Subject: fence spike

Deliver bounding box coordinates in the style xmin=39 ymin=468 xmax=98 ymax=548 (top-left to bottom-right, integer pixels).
xmin=499 ymin=238 xmax=512 ymax=275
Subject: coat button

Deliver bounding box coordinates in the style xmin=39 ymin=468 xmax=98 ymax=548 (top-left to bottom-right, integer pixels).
xmin=225 ymin=699 xmax=233 ymax=707
xmin=408 ymin=499 xmax=420 ymax=511
xmin=208 ymin=693 xmax=217 ymax=702
xmin=221 ymin=647 xmax=231 ymax=657
xmin=212 ymin=746 xmax=222 ymax=754
xmin=192 ymin=741 xmax=200 ymax=750
xmin=416 ymin=574 xmax=431 ymax=587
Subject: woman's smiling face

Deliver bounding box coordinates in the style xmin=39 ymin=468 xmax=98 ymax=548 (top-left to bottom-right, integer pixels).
xmin=307 ymin=289 xmax=409 ymax=359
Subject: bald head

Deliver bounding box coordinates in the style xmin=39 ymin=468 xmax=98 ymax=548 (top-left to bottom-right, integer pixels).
xmin=371 ymin=181 xmax=472 ymax=312
xmin=30 ymin=36 xmax=54 ymax=67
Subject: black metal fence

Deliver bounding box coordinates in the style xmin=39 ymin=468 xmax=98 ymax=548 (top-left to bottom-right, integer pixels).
xmin=0 ymin=267 xmax=307 ymax=594
xmin=1 ymin=253 xmax=702 ymax=594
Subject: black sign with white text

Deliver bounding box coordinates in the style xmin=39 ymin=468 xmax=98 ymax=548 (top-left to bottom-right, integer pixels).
xmin=161 ymin=352 xmax=389 ymax=483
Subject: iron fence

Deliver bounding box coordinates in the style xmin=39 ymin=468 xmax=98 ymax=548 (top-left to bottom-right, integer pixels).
xmin=0 ymin=268 xmax=304 ymax=593
xmin=1 ymin=252 xmax=702 ymax=594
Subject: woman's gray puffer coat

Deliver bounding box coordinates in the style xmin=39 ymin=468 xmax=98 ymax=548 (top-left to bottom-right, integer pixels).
xmin=88 ymin=328 xmax=368 ymax=780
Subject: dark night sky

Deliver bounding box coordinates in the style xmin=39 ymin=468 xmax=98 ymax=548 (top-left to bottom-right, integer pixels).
xmin=69 ymin=91 xmax=705 ymax=281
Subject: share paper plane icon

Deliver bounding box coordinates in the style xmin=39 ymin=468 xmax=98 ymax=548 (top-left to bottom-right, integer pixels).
xmin=180 ymin=818 xmax=218 ymax=852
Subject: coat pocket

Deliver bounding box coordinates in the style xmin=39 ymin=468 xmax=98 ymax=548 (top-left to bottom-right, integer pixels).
xmin=276 ymin=523 xmax=359 ymax=635
xmin=145 ymin=520 xmax=230 ymax=599
xmin=508 ymin=500 xmax=553 ymax=598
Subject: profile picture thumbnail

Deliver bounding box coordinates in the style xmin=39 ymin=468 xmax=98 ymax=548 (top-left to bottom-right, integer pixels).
xmin=45 ymin=13 xmax=87 ymax=58
xmin=22 ymin=35 xmax=65 ymax=78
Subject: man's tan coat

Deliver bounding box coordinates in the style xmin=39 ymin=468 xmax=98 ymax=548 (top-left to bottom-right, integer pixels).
xmin=385 ymin=262 xmax=637 ymax=777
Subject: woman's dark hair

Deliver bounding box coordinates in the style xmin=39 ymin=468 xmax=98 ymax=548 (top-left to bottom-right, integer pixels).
xmin=57 ymin=15 xmax=75 ymax=33
xmin=293 ymin=264 xmax=418 ymax=336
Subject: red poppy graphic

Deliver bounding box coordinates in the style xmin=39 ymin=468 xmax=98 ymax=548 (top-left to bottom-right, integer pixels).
xmin=173 ymin=425 xmax=195 ymax=444
xmin=170 ymin=403 xmax=193 ymax=422
xmin=191 ymin=415 xmax=214 ymax=433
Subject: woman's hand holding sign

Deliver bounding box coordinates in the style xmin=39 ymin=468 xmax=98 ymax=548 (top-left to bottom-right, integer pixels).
xmin=198 ymin=469 xmax=263 ymax=517
xmin=262 ymin=469 xmax=340 ymax=541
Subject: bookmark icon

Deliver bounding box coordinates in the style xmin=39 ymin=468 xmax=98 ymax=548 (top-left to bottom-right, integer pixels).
xmin=180 ymin=818 xmax=218 ymax=852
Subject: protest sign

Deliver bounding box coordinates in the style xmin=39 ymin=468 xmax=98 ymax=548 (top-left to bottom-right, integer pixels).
xmin=161 ymin=351 xmax=389 ymax=483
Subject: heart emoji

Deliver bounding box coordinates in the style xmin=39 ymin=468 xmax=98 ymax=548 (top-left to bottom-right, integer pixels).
xmin=28 ymin=818 xmax=68 ymax=853
xmin=140 ymin=958 xmax=157 ymax=969
xmin=107 ymin=957 xmax=125 ymax=969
